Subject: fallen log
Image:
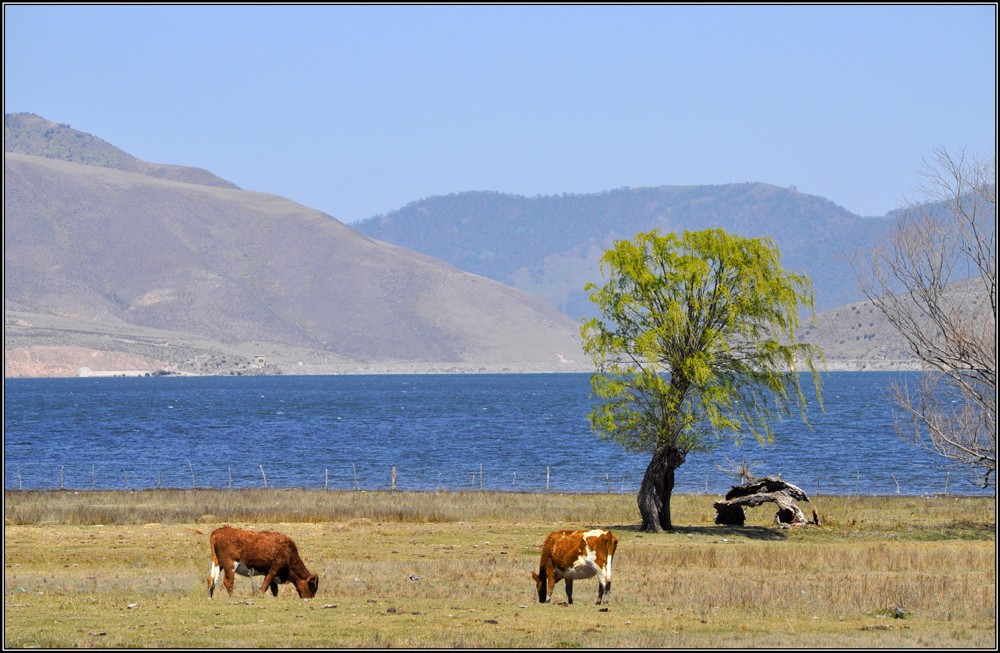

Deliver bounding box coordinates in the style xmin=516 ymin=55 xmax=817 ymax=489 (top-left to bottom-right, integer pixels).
xmin=713 ymin=476 xmax=819 ymax=527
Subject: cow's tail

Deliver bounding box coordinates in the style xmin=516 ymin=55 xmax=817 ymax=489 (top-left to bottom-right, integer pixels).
xmin=607 ymin=532 xmax=618 ymax=576
xmin=207 ymin=534 xmax=221 ymax=598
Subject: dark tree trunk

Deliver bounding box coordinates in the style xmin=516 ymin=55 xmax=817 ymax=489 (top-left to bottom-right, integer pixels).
xmin=637 ymin=445 xmax=687 ymax=532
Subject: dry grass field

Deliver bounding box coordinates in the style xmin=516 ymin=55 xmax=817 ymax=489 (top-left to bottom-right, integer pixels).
xmin=4 ymin=489 xmax=996 ymax=648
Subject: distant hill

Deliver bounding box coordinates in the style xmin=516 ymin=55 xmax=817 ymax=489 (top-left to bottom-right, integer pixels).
xmin=800 ymin=275 xmax=993 ymax=371
xmin=4 ymin=115 xmax=587 ymax=377
xmin=352 ymin=186 xmax=894 ymax=317
xmin=4 ymin=113 xmax=239 ymax=189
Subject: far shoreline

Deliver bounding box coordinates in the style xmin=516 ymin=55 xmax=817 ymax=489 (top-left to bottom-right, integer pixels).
xmin=4 ymin=360 xmax=923 ymax=380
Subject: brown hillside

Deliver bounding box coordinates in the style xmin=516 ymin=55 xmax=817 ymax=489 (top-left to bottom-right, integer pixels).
xmin=4 ymin=151 xmax=586 ymax=376
xmin=799 ymin=275 xmax=992 ymax=371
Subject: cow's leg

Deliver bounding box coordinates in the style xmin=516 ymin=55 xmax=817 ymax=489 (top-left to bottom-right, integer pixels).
xmin=269 ymin=580 xmax=279 ymax=596
xmin=259 ymin=568 xmax=279 ymax=596
xmin=222 ymin=564 xmax=236 ymax=596
xmin=600 ymin=563 xmax=613 ymax=604
xmin=546 ymin=567 xmax=557 ymax=603
xmin=587 ymin=560 xmax=612 ymax=604
xmin=597 ymin=558 xmax=611 ymax=603
xmin=212 ymin=554 xmax=237 ymax=596
xmin=564 ymin=578 xmax=573 ymax=605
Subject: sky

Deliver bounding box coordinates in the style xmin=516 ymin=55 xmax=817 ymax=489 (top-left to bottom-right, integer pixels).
xmin=3 ymin=4 xmax=996 ymax=223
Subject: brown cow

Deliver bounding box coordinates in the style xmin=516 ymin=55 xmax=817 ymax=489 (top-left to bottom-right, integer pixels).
xmin=207 ymin=525 xmax=318 ymax=599
xmin=531 ymin=529 xmax=618 ymax=605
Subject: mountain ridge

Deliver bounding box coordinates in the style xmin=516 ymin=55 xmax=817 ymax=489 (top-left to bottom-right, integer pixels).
xmin=353 ymin=185 xmax=893 ymax=317
xmin=5 ymin=112 xmax=959 ymax=377
xmin=4 ymin=112 xmax=239 ymax=189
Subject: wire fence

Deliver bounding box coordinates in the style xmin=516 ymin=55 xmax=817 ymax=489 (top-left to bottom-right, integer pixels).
xmin=4 ymin=460 xmax=644 ymax=495
xmin=4 ymin=459 xmax=980 ymax=497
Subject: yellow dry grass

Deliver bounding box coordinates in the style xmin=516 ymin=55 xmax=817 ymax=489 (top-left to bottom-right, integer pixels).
xmin=3 ymin=490 xmax=996 ymax=648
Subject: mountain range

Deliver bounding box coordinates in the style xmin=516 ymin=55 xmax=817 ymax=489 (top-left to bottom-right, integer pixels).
xmin=353 ymin=185 xmax=896 ymax=318
xmin=4 ymin=112 xmax=940 ymax=377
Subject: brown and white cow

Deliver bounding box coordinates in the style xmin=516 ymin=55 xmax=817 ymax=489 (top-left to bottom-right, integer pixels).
xmin=207 ymin=525 xmax=319 ymax=599
xmin=531 ymin=529 xmax=618 ymax=605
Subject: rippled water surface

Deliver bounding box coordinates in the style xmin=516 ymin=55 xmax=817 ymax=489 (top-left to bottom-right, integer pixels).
xmin=3 ymin=372 xmax=989 ymax=495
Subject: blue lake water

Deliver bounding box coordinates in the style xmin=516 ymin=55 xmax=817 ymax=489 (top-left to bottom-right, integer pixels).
xmin=2 ymin=372 xmax=991 ymax=496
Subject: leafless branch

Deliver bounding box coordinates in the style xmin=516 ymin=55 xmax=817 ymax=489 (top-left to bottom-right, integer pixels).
xmin=855 ymin=147 xmax=996 ymax=488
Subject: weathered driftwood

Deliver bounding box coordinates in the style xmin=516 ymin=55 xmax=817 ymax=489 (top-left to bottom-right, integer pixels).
xmin=713 ymin=476 xmax=820 ymax=527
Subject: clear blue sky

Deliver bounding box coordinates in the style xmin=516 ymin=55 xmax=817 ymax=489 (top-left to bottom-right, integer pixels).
xmin=4 ymin=4 xmax=996 ymax=223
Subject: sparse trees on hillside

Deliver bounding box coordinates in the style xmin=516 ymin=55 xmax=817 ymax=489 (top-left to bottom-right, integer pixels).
xmin=582 ymin=228 xmax=824 ymax=531
xmin=855 ymin=146 xmax=996 ymax=489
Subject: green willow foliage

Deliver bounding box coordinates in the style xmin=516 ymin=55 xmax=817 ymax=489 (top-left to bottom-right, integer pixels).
xmin=582 ymin=228 xmax=824 ymax=455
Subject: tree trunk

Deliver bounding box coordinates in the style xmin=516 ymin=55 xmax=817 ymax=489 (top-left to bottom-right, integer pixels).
xmin=637 ymin=445 xmax=686 ymax=532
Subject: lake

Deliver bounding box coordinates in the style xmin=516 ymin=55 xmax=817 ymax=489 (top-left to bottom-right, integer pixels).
xmin=2 ymin=372 xmax=990 ymax=496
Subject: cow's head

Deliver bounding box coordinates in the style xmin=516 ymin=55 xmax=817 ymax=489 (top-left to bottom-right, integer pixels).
xmin=295 ymin=574 xmax=319 ymax=599
xmin=531 ymin=571 xmax=547 ymax=603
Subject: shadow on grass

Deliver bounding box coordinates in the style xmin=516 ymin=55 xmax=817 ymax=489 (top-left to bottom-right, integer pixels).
xmin=608 ymin=523 xmax=788 ymax=541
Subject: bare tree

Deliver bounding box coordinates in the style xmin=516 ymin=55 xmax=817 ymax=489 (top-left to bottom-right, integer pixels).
xmin=856 ymin=146 xmax=996 ymax=489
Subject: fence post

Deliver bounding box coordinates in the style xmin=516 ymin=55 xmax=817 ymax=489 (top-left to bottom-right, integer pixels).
xmin=480 ymin=463 xmax=484 ymax=491
xmin=325 ymin=468 xmax=329 ymax=491
xmin=259 ymin=464 xmax=268 ymax=489
xmin=92 ymin=464 xmax=96 ymax=491
xmin=189 ymin=461 xmax=196 ymax=488
xmin=546 ymin=466 xmax=550 ymax=492
xmin=228 ymin=465 xmax=232 ymax=490
xmin=17 ymin=464 xmax=23 ymax=490
xmin=60 ymin=466 xmax=64 ymax=490
xmin=391 ymin=466 xmax=397 ymax=492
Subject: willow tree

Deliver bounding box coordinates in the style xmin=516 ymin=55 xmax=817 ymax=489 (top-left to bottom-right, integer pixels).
xmin=582 ymin=228 xmax=824 ymax=532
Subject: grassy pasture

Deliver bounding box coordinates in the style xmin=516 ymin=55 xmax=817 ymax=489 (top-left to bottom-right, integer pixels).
xmin=4 ymin=490 xmax=996 ymax=648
